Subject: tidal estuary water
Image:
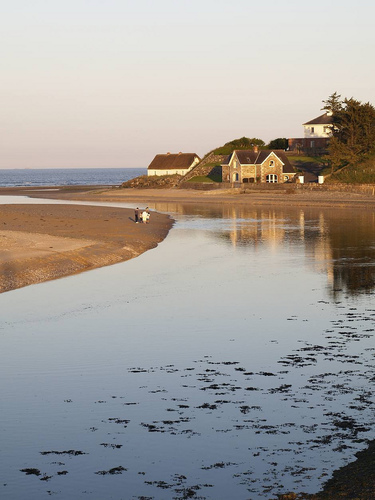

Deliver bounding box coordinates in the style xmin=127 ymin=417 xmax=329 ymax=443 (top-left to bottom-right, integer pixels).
xmin=1 ymin=199 xmax=375 ymax=499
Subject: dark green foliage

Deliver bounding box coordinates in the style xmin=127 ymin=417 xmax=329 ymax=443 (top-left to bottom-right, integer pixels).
xmin=267 ymin=138 xmax=288 ymax=150
xmin=213 ymin=137 xmax=265 ymax=155
xmin=322 ymin=91 xmax=342 ymax=115
xmin=323 ymin=93 xmax=375 ymax=172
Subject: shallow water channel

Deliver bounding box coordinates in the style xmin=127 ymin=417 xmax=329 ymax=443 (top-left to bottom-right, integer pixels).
xmin=2 ymin=198 xmax=375 ymax=499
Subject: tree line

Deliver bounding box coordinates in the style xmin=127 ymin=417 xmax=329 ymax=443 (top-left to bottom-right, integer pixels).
xmin=323 ymin=92 xmax=375 ymax=171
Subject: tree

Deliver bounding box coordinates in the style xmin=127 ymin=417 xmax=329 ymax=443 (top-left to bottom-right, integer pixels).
xmin=322 ymin=91 xmax=342 ymax=115
xmin=323 ymin=93 xmax=375 ymax=169
xmin=267 ymin=138 xmax=288 ymax=150
xmin=213 ymin=137 xmax=266 ymax=155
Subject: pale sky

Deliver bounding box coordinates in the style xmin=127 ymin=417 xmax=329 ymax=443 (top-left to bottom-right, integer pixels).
xmin=1 ymin=0 xmax=374 ymax=168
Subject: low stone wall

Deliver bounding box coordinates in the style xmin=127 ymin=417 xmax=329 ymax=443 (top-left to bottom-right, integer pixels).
xmin=179 ymin=180 xmax=375 ymax=196
xmin=241 ymin=184 xmax=295 ymax=192
xmin=297 ymin=183 xmax=375 ymax=196
xmin=179 ymin=182 xmax=226 ymax=190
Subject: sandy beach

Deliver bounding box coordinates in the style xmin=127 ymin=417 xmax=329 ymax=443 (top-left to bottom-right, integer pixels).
xmin=0 ymin=202 xmax=172 ymax=293
xmin=3 ymin=184 xmax=375 ymax=208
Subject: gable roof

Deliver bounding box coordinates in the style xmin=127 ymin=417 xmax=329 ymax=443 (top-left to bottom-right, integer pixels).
xmin=223 ymin=150 xmax=295 ymax=173
xmin=303 ymin=113 xmax=332 ymax=125
xmin=147 ymin=153 xmax=200 ymax=171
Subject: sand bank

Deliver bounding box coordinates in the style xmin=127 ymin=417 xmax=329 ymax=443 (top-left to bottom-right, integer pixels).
xmin=3 ymin=184 xmax=375 ymax=209
xmin=0 ymin=203 xmax=172 ymax=293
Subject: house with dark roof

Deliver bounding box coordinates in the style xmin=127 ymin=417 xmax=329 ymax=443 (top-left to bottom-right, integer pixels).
xmin=147 ymin=152 xmax=200 ymax=176
xmin=221 ymin=148 xmax=296 ymax=184
xmin=288 ymin=112 xmax=332 ymax=152
xmin=303 ymin=112 xmax=332 ymax=139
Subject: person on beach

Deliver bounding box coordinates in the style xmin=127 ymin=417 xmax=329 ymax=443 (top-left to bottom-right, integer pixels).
xmin=141 ymin=210 xmax=148 ymax=223
xmin=134 ymin=207 xmax=140 ymax=223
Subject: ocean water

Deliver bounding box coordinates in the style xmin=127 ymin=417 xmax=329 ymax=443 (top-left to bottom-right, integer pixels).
xmin=1 ymin=199 xmax=375 ymax=499
xmin=0 ymin=168 xmax=145 ymax=187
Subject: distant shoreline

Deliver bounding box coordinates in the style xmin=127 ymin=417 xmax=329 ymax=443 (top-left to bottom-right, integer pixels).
xmin=3 ymin=184 xmax=375 ymax=210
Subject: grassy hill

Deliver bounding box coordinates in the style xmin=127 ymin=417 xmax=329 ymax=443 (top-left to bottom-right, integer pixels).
xmin=321 ymin=154 xmax=375 ymax=183
xmin=212 ymin=137 xmax=265 ymax=155
xmin=182 ymin=137 xmax=266 ymax=183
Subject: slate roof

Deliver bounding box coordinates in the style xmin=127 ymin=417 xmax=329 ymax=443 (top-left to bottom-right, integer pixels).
xmin=223 ymin=150 xmax=295 ymax=173
xmin=303 ymin=113 xmax=333 ymax=125
xmin=147 ymin=153 xmax=200 ymax=171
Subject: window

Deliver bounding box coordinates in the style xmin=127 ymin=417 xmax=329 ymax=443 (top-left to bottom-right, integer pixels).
xmin=269 ymin=160 xmax=275 ymax=167
xmin=266 ymin=174 xmax=278 ymax=183
xmin=284 ymin=175 xmax=289 ymax=182
xmin=311 ymin=127 xmax=315 ymax=133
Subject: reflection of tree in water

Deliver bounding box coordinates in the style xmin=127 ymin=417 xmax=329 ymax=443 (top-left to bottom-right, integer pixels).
xmin=326 ymin=211 xmax=375 ymax=297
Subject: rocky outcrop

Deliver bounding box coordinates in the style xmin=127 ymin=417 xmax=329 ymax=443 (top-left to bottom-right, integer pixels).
xmin=121 ymin=174 xmax=182 ymax=189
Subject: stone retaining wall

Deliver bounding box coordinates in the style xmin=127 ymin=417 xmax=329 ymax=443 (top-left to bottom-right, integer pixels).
xmin=179 ymin=181 xmax=375 ymax=196
xmin=179 ymin=153 xmax=227 ymax=182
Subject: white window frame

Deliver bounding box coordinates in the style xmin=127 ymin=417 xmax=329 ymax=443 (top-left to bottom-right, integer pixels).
xmin=266 ymin=174 xmax=278 ymax=183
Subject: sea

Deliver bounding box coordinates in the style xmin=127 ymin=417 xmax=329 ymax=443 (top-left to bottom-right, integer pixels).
xmin=0 ymin=168 xmax=146 ymax=187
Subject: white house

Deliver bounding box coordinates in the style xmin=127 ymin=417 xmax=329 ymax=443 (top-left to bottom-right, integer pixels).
xmin=288 ymin=112 xmax=333 ymax=152
xmin=147 ymin=152 xmax=200 ymax=177
xmin=303 ymin=112 xmax=333 ymax=138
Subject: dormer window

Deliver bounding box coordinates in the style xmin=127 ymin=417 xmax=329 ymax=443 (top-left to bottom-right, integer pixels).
xmin=269 ymin=160 xmax=275 ymax=167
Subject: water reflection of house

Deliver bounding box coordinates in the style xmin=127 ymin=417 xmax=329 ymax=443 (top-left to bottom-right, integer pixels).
xmin=222 ymin=207 xmax=289 ymax=250
xmin=307 ymin=212 xmax=334 ymax=282
xmin=152 ymin=202 xmax=375 ymax=297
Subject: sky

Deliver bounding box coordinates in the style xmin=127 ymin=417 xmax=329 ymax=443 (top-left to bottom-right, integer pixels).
xmin=1 ymin=0 xmax=375 ymax=169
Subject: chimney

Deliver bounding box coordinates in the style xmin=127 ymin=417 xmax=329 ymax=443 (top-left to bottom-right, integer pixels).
xmin=166 ymin=152 xmax=171 ymax=155
xmin=253 ymin=145 xmax=259 ymax=153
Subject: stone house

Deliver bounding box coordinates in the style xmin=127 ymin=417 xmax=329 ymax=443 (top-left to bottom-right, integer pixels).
xmin=147 ymin=152 xmax=200 ymax=177
xmin=222 ymin=148 xmax=296 ymax=184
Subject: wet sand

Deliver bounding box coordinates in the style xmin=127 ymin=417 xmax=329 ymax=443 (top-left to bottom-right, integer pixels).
xmin=0 ymin=203 xmax=172 ymax=293
xmin=2 ymin=184 xmax=375 ymax=209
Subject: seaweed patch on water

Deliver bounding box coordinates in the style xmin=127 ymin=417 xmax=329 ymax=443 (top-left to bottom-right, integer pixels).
xmin=144 ymin=473 xmax=213 ymax=499
xmin=40 ymin=450 xmax=87 ymax=456
xmin=95 ymin=466 xmax=127 ymax=475
xmin=20 ymin=468 xmax=41 ymax=476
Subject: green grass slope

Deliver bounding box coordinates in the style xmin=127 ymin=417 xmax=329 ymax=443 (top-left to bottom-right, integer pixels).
xmin=322 ymin=154 xmax=375 ymax=183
